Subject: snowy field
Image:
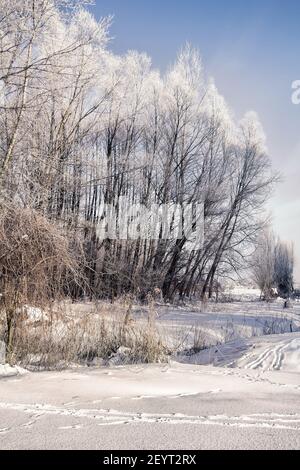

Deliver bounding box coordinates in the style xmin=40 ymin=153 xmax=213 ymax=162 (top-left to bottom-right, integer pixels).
xmin=0 ymin=343 xmax=299 ymax=450
xmin=0 ymin=290 xmax=300 ymax=450
xmin=142 ymin=289 xmax=300 ymax=355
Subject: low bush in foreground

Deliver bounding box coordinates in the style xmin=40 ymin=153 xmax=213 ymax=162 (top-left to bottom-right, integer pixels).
xmin=4 ymin=299 xmax=168 ymax=370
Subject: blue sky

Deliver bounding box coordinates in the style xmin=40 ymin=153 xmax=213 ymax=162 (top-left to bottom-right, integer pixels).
xmin=89 ymin=0 xmax=300 ymax=281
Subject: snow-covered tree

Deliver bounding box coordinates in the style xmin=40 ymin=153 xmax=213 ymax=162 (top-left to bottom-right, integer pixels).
xmin=0 ymin=2 xmax=277 ymax=301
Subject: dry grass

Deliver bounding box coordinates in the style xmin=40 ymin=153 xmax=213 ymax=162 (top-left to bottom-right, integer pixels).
xmin=192 ymin=326 xmax=210 ymax=353
xmin=0 ymin=202 xmax=81 ymax=360
xmin=5 ymin=298 xmax=168 ymax=369
xmin=0 ymin=203 xmax=167 ymax=368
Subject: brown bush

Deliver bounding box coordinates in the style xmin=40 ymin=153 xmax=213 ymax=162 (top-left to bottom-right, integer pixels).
xmin=0 ymin=201 xmax=80 ymax=361
xmin=11 ymin=300 xmax=167 ymax=369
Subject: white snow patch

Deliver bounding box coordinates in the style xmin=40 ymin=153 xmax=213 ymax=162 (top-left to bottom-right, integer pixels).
xmin=0 ymin=364 xmax=27 ymax=378
xmin=23 ymin=306 xmax=47 ymax=322
xmin=178 ymin=332 xmax=300 ymax=373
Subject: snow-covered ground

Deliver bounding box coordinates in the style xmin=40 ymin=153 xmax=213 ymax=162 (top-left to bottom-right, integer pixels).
xmin=0 ymin=293 xmax=299 ymax=449
xmin=0 ymin=343 xmax=299 ymax=449
xmin=151 ymin=295 xmax=300 ymax=352
xmin=0 ymin=364 xmax=26 ymax=379
xmin=179 ymin=331 xmax=300 ymax=370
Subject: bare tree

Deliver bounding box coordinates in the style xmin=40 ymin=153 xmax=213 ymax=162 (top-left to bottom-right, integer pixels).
xmin=274 ymin=241 xmax=294 ymax=300
xmin=0 ymin=4 xmax=279 ymax=305
xmin=252 ymin=229 xmax=276 ymax=300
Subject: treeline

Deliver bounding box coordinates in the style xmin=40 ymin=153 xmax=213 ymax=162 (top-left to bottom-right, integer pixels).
xmin=0 ymin=0 xmax=276 ymax=302
xmin=252 ymin=230 xmax=294 ymax=300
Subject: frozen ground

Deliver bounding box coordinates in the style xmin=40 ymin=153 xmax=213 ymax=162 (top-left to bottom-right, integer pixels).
xmin=0 ymin=337 xmax=299 ymax=450
xmin=0 ymin=293 xmax=299 ymax=450
xmin=151 ymin=292 xmax=300 ymax=351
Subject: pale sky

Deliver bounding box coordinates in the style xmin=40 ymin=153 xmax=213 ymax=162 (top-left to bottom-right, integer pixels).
xmin=90 ymin=0 xmax=300 ymax=283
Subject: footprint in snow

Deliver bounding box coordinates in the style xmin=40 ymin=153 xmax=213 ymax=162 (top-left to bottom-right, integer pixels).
xmin=0 ymin=428 xmax=10 ymax=434
xmin=58 ymin=424 xmax=82 ymax=430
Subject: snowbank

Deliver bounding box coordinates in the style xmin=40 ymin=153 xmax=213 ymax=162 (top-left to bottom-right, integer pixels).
xmin=225 ymin=286 xmax=261 ymax=302
xmin=0 ymin=364 xmax=27 ymax=378
xmin=177 ymin=332 xmax=300 ymax=372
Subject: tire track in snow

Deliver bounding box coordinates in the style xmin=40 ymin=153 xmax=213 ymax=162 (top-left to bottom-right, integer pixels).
xmin=245 ymin=339 xmax=294 ymax=371
xmin=271 ymin=342 xmax=290 ymax=370
xmin=245 ymin=346 xmax=276 ymax=370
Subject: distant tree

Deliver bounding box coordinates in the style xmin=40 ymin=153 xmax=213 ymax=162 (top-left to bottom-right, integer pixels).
xmin=252 ymin=229 xmax=276 ymax=300
xmin=274 ymin=241 xmax=294 ymax=299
